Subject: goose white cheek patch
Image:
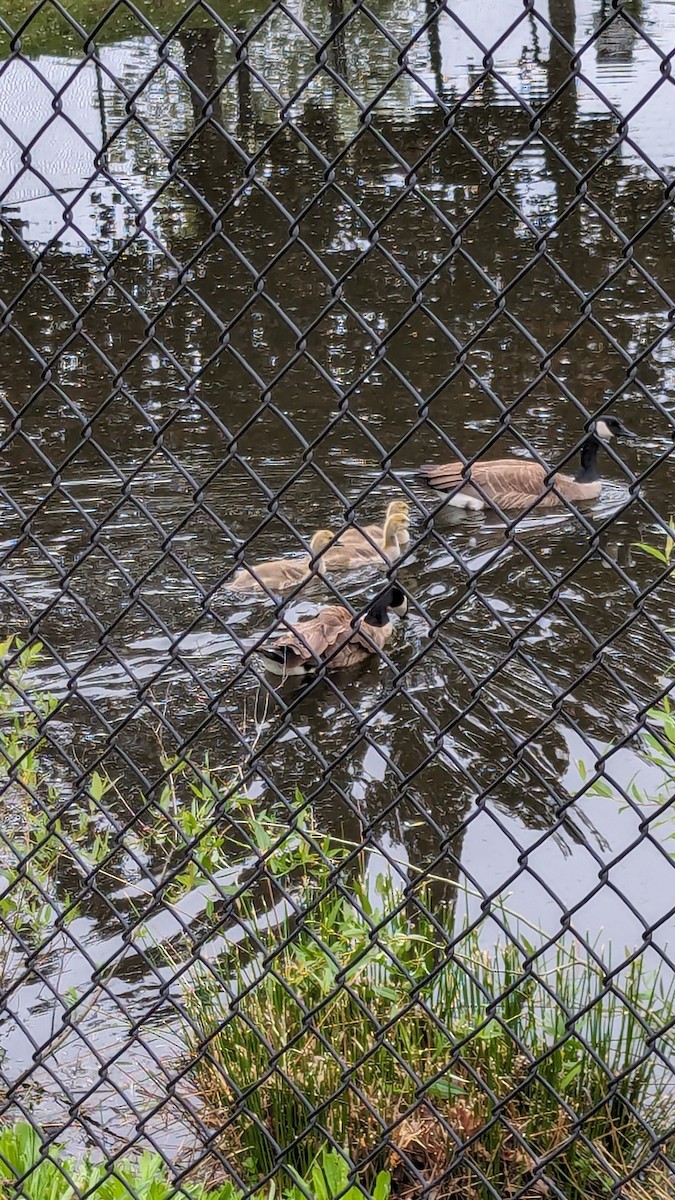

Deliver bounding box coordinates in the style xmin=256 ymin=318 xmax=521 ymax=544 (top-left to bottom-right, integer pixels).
xmin=594 ymin=419 xmax=613 ymax=441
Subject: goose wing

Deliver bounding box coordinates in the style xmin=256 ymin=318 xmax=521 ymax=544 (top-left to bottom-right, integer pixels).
xmin=270 ymin=606 xmax=388 ymax=670
xmin=418 ymin=458 xmax=549 ymax=504
xmin=271 ymin=605 xmax=354 ymax=667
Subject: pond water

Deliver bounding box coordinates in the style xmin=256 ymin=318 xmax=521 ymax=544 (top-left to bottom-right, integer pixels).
xmin=0 ymin=0 xmax=674 ymax=1155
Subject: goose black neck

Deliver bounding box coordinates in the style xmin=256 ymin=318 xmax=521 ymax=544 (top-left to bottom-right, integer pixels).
xmin=364 ymin=597 xmax=391 ymax=628
xmin=575 ymin=433 xmax=601 ymax=483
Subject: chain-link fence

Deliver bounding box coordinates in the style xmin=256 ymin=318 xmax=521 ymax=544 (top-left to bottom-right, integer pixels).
xmin=0 ymin=1 xmax=674 ymax=1198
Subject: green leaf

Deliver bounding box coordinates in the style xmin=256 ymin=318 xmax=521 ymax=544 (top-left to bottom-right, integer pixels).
xmin=477 ymin=1019 xmax=503 ymax=1041
xmin=559 ymin=1060 xmax=582 ymax=1089
xmin=0 ymin=636 xmax=14 ymax=661
xmin=633 ymin=542 xmax=668 ymax=564
xmin=372 ymin=984 xmax=402 ymax=1003
xmin=590 ymin=778 xmax=614 ymax=799
xmin=662 ymin=716 xmax=675 ymax=747
xmin=89 ymin=771 xmax=109 ymax=803
xmin=321 ymin=1149 xmax=346 ymax=1195
xmin=428 ymin=1075 xmax=465 ymax=1098
xmin=250 ymin=818 xmax=272 ymax=853
xmin=372 ymin=1173 xmax=391 ymax=1200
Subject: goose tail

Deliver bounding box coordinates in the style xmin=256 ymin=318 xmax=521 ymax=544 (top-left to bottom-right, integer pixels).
xmin=258 ymin=646 xmax=308 ymax=677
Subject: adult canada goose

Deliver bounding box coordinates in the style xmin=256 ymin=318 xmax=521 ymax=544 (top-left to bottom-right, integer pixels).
xmin=338 ymin=501 xmax=411 ymax=551
xmin=417 ymin=418 xmax=636 ymax=511
xmin=323 ymin=512 xmax=409 ymax=569
xmin=228 ymin=530 xmax=334 ymax=593
xmin=258 ymin=585 xmax=408 ymax=676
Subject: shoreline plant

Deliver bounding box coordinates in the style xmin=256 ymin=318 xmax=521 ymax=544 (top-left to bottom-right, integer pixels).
xmin=180 ymin=812 xmax=675 ymax=1200
xmin=0 ymin=1121 xmax=388 ymax=1200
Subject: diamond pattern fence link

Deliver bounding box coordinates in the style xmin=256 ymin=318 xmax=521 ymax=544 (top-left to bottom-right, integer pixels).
xmin=0 ymin=0 xmax=674 ymax=1198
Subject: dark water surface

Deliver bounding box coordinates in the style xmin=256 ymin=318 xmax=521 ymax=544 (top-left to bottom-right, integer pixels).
xmin=1 ymin=0 xmax=675 ymax=1148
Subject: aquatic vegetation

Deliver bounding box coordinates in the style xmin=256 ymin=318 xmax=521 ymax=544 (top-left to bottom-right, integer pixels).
xmin=181 ymin=812 xmax=675 ymax=1200
xmin=0 ymin=637 xmax=63 ymax=938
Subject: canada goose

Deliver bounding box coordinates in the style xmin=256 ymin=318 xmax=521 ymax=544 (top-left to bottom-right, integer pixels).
xmin=228 ymin=530 xmax=334 ymax=593
xmin=323 ymin=512 xmax=409 ymax=569
xmin=258 ymin=585 xmax=408 ymax=676
xmin=417 ymin=418 xmax=636 ymax=511
xmin=338 ymin=501 xmax=411 ymax=551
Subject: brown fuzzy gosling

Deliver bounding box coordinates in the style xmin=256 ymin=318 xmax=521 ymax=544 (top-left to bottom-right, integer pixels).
xmin=338 ymin=500 xmax=411 ymax=551
xmin=228 ymin=529 xmax=334 ymax=593
xmin=323 ymin=512 xmax=409 ymax=569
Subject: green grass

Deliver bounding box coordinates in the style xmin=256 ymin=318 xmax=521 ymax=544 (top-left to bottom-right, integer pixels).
xmin=180 ymin=813 xmax=675 ymax=1200
xmin=0 ymin=637 xmax=64 ymax=938
xmin=0 ymin=1121 xmax=390 ymax=1200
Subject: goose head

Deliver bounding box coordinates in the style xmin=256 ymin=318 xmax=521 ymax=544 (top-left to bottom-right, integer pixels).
xmin=591 ymin=416 xmax=636 ymax=442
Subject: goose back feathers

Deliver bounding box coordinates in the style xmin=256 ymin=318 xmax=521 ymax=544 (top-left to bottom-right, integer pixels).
xmin=259 ymin=586 xmax=408 ymax=676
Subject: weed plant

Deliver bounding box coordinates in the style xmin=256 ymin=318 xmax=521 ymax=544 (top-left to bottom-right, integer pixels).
xmin=0 ymin=637 xmax=62 ymax=938
xmin=181 ymin=813 xmax=675 ymax=1200
xmin=0 ymin=1121 xmax=388 ymax=1200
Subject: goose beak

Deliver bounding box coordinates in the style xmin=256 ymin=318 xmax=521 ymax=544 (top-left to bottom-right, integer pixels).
xmin=617 ymin=423 xmax=637 ymax=440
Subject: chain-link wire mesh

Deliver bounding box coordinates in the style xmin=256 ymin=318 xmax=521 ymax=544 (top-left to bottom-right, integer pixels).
xmin=0 ymin=1 xmax=674 ymax=1198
